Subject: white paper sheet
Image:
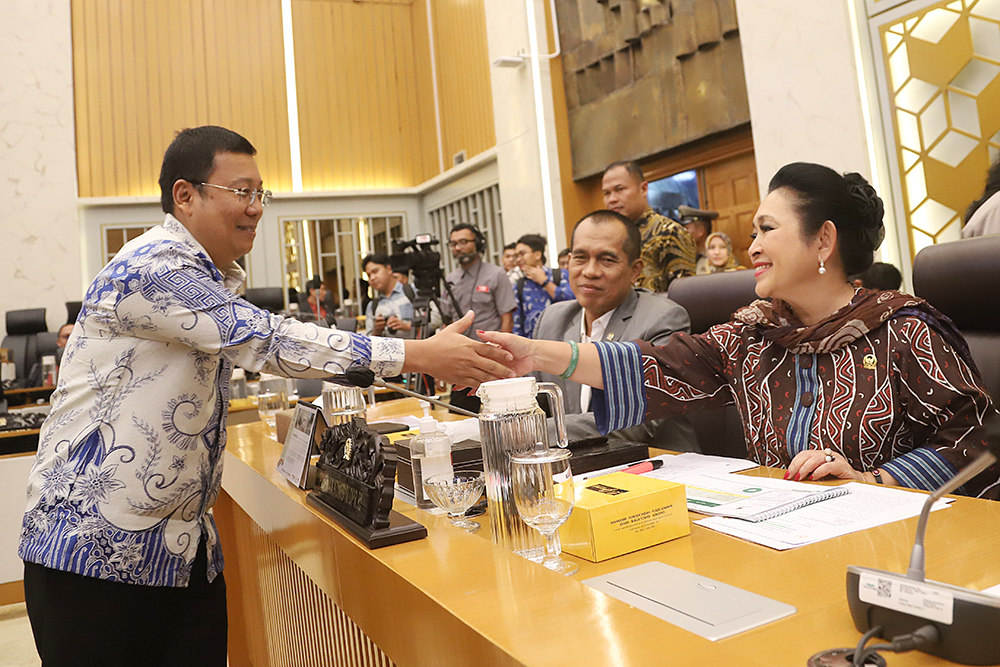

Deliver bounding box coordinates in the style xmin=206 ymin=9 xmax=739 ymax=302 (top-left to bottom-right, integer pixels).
xmin=696 ymin=482 xmax=952 ymax=549
xmin=578 ymin=452 xmax=756 ymax=482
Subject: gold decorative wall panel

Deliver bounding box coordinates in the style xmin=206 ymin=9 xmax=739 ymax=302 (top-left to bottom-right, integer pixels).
xmin=880 ymin=0 xmax=1000 ymax=257
xmin=291 ymin=0 xmax=440 ymax=190
xmin=428 ymin=0 xmax=496 ymax=168
xmin=71 ymin=0 xmax=293 ymax=198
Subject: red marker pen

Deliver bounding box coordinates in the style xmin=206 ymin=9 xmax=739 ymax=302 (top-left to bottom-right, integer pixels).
xmin=622 ymin=460 xmax=665 ymax=475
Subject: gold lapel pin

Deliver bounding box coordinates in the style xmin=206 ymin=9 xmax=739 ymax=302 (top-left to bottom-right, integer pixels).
xmin=606 ymin=332 xmax=615 ymax=341
xmin=863 ymin=354 xmax=877 ymax=370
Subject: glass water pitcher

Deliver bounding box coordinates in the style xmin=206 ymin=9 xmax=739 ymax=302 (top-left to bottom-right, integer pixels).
xmin=476 ymin=377 xmax=568 ymax=562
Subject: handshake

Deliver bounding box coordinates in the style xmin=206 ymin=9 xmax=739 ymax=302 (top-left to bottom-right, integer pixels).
xmin=400 ymin=311 xmax=530 ymax=388
xmin=402 ymin=311 xmax=593 ymax=392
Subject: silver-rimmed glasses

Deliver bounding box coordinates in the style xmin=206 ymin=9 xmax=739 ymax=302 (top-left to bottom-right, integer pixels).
xmin=193 ymin=182 xmax=273 ymax=207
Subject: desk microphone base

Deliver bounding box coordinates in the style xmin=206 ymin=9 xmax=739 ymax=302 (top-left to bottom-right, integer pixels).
xmin=847 ymin=566 xmax=1000 ymax=666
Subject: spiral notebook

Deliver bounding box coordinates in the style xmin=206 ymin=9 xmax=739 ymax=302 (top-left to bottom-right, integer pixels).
xmin=678 ymin=473 xmax=851 ymax=522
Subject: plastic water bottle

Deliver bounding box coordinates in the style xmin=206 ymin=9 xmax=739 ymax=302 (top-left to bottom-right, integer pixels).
xmin=411 ymin=416 xmax=454 ymax=510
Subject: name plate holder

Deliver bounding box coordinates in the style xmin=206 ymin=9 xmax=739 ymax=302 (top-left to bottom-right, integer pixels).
xmin=306 ymin=415 xmax=427 ymax=549
xmin=277 ymin=402 xmax=324 ymax=489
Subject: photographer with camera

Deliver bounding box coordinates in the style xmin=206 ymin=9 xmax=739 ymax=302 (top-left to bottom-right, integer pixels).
xmin=441 ymin=223 xmax=516 ymax=412
xmin=362 ymin=253 xmax=414 ymax=338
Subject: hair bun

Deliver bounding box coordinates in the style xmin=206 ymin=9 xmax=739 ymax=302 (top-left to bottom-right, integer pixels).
xmin=843 ymin=173 xmax=885 ymax=251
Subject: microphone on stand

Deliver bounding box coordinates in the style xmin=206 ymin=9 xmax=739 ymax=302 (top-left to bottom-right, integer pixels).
xmin=846 ymin=426 xmax=1000 ymax=665
xmin=342 ymin=367 xmax=478 ymax=418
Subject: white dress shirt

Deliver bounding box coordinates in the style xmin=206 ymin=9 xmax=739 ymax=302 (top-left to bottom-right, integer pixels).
xmin=578 ymin=308 xmax=616 ymax=412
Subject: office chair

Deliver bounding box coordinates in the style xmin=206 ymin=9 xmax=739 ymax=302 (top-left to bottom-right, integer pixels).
xmin=912 ymin=234 xmax=1000 ymax=402
xmin=2 ymin=308 xmax=48 ymax=386
xmin=666 ymin=270 xmax=761 ymax=458
xmin=243 ymin=287 xmax=286 ymax=314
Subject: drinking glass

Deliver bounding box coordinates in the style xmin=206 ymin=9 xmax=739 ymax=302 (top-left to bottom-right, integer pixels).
xmin=423 ymin=471 xmax=486 ymax=533
xmin=511 ymin=448 xmax=578 ymax=575
xmin=257 ymin=375 xmax=289 ymax=435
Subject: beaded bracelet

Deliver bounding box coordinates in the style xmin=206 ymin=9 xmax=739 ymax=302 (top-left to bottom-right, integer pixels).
xmin=559 ymin=340 xmax=580 ymax=380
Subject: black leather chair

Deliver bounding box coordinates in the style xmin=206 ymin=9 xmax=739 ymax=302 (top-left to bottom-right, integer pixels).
xmin=666 ymin=270 xmax=761 ymax=458
xmin=912 ymin=235 xmax=1000 ymax=402
xmin=65 ymin=300 xmax=82 ymax=325
xmin=666 ymin=269 xmax=759 ymax=334
xmin=335 ymin=317 xmax=358 ymax=333
xmin=244 ymin=287 xmax=286 ymax=313
xmin=2 ymin=308 xmax=48 ymax=386
xmin=37 ymin=331 xmax=59 ymax=360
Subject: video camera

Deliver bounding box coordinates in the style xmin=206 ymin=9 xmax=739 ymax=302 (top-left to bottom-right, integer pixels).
xmin=390 ymin=234 xmax=444 ymax=299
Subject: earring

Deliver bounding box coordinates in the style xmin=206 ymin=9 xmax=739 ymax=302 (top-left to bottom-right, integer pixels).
xmin=818 ymin=257 xmax=826 ymax=275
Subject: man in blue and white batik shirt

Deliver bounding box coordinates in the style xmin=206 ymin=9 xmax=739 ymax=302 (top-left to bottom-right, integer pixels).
xmin=19 ymin=126 xmax=511 ymax=667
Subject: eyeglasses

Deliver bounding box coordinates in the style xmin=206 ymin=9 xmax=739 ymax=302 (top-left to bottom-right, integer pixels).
xmin=192 ymin=182 xmax=273 ymax=207
xmin=447 ymin=239 xmax=476 ymax=248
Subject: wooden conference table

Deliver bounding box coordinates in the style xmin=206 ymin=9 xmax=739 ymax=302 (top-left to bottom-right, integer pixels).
xmin=216 ymin=401 xmax=1000 ymax=667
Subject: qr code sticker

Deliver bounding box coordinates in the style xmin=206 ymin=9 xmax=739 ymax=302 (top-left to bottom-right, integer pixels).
xmin=877 ymin=578 xmax=892 ymax=598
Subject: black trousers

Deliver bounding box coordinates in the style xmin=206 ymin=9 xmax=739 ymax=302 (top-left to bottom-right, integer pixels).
xmin=23 ymin=541 xmax=227 ymax=667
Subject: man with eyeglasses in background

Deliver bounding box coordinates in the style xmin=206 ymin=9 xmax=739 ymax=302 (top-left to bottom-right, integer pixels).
xmin=440 ymin=223 xmax=516 ymax=413
xmin=18 ymin=126 xmax=513 ymax=667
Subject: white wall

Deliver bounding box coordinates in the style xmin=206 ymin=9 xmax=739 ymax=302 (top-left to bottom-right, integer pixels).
xmin=482 ymin=0 xmax=566 ymax=264
xmin=733 ymin=0 xmax=903 ymax=271
xmin=734 ymin=0 xmax=874 ymax=191
xmin=0 ymin=1 xmax=83 ymax=334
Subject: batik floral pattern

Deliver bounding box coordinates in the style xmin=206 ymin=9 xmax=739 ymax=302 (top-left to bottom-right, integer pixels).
xmin=20 ymin=215 xmax=405 ymax=587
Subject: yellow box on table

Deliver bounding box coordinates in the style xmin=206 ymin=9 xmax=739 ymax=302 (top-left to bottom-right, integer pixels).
xmin=560 ymin=472 xmax=689 ymax=562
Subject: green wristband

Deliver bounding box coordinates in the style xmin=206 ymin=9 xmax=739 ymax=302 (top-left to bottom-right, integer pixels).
xmin=559 ymin=340 xmax=580 ymax=380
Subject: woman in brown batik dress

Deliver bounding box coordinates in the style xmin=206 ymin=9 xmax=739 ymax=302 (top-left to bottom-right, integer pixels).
xmin=484 ymin=163 xmax=998 ymax=498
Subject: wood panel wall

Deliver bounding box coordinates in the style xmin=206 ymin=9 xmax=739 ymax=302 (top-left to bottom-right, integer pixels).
xmin=72 ymin=0 xmax=496 ymax=197
xmin=428 ymin=0 xmax=496 ymax=168
xmin=292 ymin=0 xmax=439 ymax=190
xmin=215 ymin=490 xmax=396 ymax=667
xmin=71 ymin=0 xmax=293 ymax=198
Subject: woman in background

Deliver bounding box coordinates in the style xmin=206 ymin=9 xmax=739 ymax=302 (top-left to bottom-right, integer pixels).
xmin=485 ymin=163 xmax=998 ymax=498
xmin=698 ymin=231 xmax=745 ymax=274
xmin=963 ymin=155 xmax=1000 ymax=238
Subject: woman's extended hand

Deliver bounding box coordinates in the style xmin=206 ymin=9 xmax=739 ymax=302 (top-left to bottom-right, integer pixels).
xmin=476 ymin=330 xmax=537 ymax=377
xmin=785 ymin=448 xmax=864 ymax=482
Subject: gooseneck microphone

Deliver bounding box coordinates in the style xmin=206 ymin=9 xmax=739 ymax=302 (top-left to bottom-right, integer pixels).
xmin=846 ymin=444 xmax=1000 ymax=665
xmin=906 ymin=451 xmax=996 ymax=582
xmin=342 ymin=367 xmax=478 ymax=418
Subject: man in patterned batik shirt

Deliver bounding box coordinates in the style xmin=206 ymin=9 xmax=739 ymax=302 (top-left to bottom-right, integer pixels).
xmin=601 ymin=160 xmax=696 ymax=292
xmin=18 ymin=126 xmax=511 ymax=667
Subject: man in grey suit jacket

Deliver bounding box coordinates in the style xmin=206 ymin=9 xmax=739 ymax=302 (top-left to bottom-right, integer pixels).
xmin=532 ymin=210 xmax=698 ymax=451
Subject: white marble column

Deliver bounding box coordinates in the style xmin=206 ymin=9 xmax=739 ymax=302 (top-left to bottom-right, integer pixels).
xmin=482 ymin=0 xmax=566 ymax=261
xmin=0 ymin=1 xmax=81 ymax=332
xmin=733 ymin=0 xmax=903 ymax=271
